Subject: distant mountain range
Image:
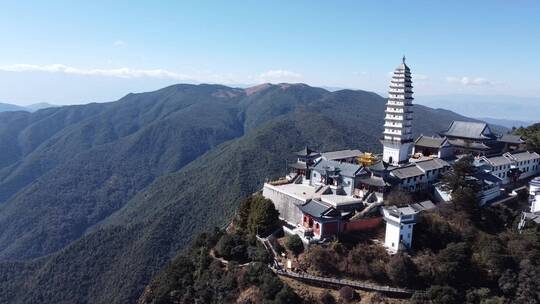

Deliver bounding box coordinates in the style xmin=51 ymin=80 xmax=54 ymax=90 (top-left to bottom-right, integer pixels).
xmin=476 ymin=117 xmax=535 ymax=129
xmin=0 ymin=102 xmax=56 ymax=112
xmin=0 ymin=83 xmax=504 ymax=303
xmin=415 ymin=94 xmax=540 ymax=122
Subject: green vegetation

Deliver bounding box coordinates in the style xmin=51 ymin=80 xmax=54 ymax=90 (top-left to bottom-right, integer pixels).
xmin=285 ymin=235 xmax=304 ymax=257
xmin=245 ymin=195 xmax=280 ymax=236
xmin=297 ymin=195 xmax=539 ymax=303
xmin=441 ymin=155 xmax=481 ymax=220
xmin=338 ymin=286 xmax=357 ymax=303
xmin=410 ymin=202 xmax=540 ymax=303
xmin=513 ymin=122 xmax=540 ymax=152
xmin=0 ymin=83 xmax=486 ymax=303
xmin=139 ymin=229 xmax=301 ymax=304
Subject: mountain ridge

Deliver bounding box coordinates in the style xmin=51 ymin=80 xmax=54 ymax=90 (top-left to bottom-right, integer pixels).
xmin=0 ymin=102 xmax=57 ymax=113
xmin=0 ymin=83 xmax=493 ymax=303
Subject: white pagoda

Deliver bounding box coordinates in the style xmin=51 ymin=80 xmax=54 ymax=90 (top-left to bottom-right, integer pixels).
xmin=381 ymin=57 xmax=414 ymax=166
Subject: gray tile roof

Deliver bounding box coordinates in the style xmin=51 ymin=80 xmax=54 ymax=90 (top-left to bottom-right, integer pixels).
xmin=507 ymin=151 xmax=540 ymax=162
xmin=391 ymin=158 xmax=449 ymax=180
xmin=369 ymin=161 xmax=386 ymax=172
xmin=441 ymin=121 xmax=494 ymax=140
xmin=474 ymin=171 xmax=503 ymax=185
xmin=296 ymin=146 xmax=319 ymax=157
xmin=411 ymin=200 xmax=437 ymax=212
xmin=288 ymin=162 xmax=308 ymax=170
xmin=312 ymin=159 xmax=364 ymax=177
xmin=399 ymin=206 xmax=418 ymax=215
xmin=358 ymin=176 xmax=388 ymax=187
xmin=484 ymin=155 xmax=513 ymax=167
xmin=415 ymin=158 xmax=450 ymax=172
xmin=499 ymin=134 xmax=524 ymax=144
xmin=448 ymin=139 xmax=491 ymax=150
xmin=385 ymin=205 xmax=418 ymax=216
xmin=390 ymin=165 xmax=425 ymax=179
xmin=322 ymin=149 xmax=363 ymax=161
xmin=299 ymin=200 xmax=337 ymax=218
xmin=415 ymin=135 xmax=447 ymax=148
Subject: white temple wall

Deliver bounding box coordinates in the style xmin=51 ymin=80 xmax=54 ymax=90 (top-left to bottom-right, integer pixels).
xmin=262 ymin=184 xmax=304 ymax=226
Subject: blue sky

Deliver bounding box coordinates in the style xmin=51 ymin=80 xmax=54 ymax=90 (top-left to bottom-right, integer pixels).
xmin=0 ymin=1 xmax=539 ymax=105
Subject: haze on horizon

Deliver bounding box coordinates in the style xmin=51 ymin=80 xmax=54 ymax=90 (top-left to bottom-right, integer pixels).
xmin=1 ymin=1 xmax=539 ymax=118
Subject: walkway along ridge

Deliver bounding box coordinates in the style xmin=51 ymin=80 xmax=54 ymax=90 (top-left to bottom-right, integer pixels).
xmin=256 ymin=233 xmax=425 ymax=297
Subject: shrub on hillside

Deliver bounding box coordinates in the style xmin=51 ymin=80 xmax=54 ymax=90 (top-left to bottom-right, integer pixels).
xmin=385 ymin=188 xmax=413 ymax=206
xmin=412 ymin=213 xmax=461 ymax=252
xmin=436 ymin=242 xmax=473 ymax=284
xmin=385 ymin=252 xmax=418 ymax=287
xmin=215 ymin=233 xmax=248 ymax=262
xmin=346 ymin=245 xmax=388 ymax=281
xmin=285 ymin=234 xmax=304 ymax=256
xmin=302 ymin=246 xmax=339 ymax=276
xmin=411 ymin=285 xmax=460 ymax=304
xmin=338 ymin=286 xmax=357 ymax=303
xmin=246 ymin=195 xmax=280 ymax=236
xmin=318 ymin=290 xmax=336 ymax=304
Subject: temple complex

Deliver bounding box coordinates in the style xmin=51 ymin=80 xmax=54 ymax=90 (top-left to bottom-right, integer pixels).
xmin=262 ymin=57 xmax=540 ymax=252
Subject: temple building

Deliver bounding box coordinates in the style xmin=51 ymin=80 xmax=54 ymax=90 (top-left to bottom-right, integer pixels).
xmin=498 ymin=134 xmax=526 ymax=152
xmin=261 ymin=57 xmax=539 ymax=248
xmin=412 ymin=136 xmax=453 ymax=159
xmin=381 ymin=57 xmax=414 ymax=166
xmin=321 ymin=149 xmax=363 ymax=163
xmin=413 ymin=121 xmax=529 ymax=161
xmin=390 ymin=158 xmax=450 ymax=192
xmin=439 ymin=121 xmax=503 ymax=156
xmin=287 ymin=146 xmax=321 ymax=184
xmin=476 ymin=150 xmax=540 ymax=184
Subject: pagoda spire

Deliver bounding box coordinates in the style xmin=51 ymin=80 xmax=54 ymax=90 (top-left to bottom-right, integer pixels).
xmin=380 ymin=58 xmax=414 ymax=165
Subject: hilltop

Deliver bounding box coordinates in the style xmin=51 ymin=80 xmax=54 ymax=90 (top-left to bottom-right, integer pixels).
xmin=0 ymin=83 xmax=486 ymax=303
xmin=0 ymin=102 xmax=56 ymax=112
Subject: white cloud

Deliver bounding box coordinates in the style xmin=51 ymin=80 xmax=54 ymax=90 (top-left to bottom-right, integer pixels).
xmin=258 ymin=69 xmax=302 ymax=82
xmin=0 ymin=63 xmax=193 ymax=81
xmin=446 ymin=76 xmax=493 ymax=86
xmin=113 ymin=40 xmax=125 ymax=47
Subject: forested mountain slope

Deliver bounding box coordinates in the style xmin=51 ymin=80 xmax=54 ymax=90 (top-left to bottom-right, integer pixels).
xmin=0 ymin=83 xmax=481 ymax=303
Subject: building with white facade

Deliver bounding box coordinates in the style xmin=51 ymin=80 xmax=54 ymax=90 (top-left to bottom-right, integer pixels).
xmin=382 ymin=205 xmax=418 ymax=253
xmin=518 ymin=177 xmax=540 ymax=230
xmin=412 ymin=135 xmax=454 ymax=159
xmin=434 ymin=171 xmax=502 ymax=206
xmin=310 ymin=159 xmax=365 ymax=197
xmin=529 ymin=177 xmax=540 ymax=213
xmin=381 ymin=57 xmax=414 ymax=166
xmin=389 ymin=158 xmax=450 ymax=192
xmin=504 ymin=151 xmax=540 ymax=180
xmin=477 ymin=151 xmax=540 ymax=184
